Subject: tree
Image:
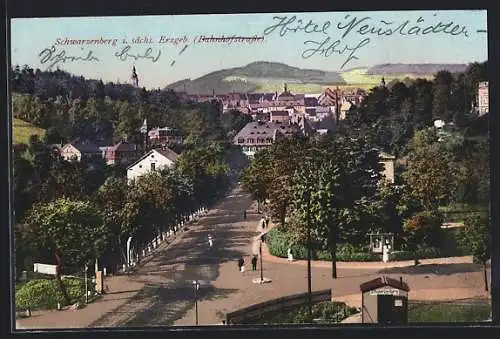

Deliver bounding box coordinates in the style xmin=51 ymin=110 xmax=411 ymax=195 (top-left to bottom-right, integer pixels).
xmin=402 ymin=210 xmax=443 ymax=265
xmin=432 ymin=71 xmax=454 ymax=122
xmin=290 ymin=135 xmax=383 ymax=279
xmin=22 ymin=198 xmax=107 ymax=304
xmin=403 ymin=129 xmax=454 ymax=210
xmin=240 ymin=149 xmax=272 ymax=212
xmin=267 ymin=136 xmax=310 ymax=227
xmin=221 ymin=110 xmax=252 ymax=137
xmin=123 ymin=172 xmax=173 ymax=247
xmin=95 ymin=176 xmax=129 ymax=267
xmin=460 ymin=213 xmax=490 ymax=291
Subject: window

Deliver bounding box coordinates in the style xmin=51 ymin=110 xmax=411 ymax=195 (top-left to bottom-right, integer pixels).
xmin=238 ymin=138 xmax=245 ymax=143
xmin=247 ymin=138 xmax=255 ymax=143
xmin=151 ymin=163 xmax=156 ymax=171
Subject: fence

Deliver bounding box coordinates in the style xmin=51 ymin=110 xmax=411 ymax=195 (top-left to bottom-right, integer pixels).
xmin=122 ymin=207 xmax=208 ymax=273
xmin=225 ymin=289 xmax=332 ymax=324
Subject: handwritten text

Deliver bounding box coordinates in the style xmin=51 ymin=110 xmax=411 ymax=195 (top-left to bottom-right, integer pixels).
xmin=263 ymin=14 xmax=471 ymax=69
xmin=39 ymin=45 xmax=99 ymax=70
xmin=114 ymin=45 xmax=161 ymax=63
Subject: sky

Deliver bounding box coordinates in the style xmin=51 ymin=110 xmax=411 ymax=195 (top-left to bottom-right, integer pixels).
xmin=11 ymin=10 xmax=488 ymax=90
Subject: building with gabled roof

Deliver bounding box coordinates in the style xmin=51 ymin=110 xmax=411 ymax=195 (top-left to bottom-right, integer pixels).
xmin=105 ymin=140 xmax=140 ymax=165
xmin=60 ymin=138 xmax=101 ymax=162
xmin=126 ymin=147 xmax=179 ymax=183
xmin=233 ymin=121 xmax=300 ymax=157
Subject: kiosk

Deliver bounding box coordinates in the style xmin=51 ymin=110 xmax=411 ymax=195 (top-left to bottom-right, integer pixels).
xmin=360 ymin=276 xmax=409 ymax=325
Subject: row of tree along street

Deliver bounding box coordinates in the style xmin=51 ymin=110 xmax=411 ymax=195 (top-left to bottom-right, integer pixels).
xmin=240 ymin=62 xmax=489 ymax=290
xmin=12 ymin=66 xmax=254 ymax=305
xmin=15 ymin=138 xmax=232 ymax=282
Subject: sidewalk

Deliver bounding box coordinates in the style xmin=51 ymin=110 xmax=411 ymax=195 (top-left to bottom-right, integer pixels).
xmin=16 ymin=275 xmax=145 ymax=329
xmin=260 ymin=222 xmax=473 ymax=269
xmin=16 ymin=214 xmax=206 ymax=330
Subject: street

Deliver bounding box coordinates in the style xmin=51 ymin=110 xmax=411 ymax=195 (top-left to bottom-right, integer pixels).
xmin=84 ymin=185 xmax=489 ymax=327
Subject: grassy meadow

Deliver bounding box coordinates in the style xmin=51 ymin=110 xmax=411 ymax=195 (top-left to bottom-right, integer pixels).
xmin=12 ymin=118 xmax=46 ymax=145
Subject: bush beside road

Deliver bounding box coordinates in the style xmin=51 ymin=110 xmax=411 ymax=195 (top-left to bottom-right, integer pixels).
xmin=266 ymin=226 xmax=472 ymax=263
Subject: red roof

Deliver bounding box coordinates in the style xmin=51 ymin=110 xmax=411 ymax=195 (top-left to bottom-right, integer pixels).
xmin=360 ymin=276 xmax=410 ymax=292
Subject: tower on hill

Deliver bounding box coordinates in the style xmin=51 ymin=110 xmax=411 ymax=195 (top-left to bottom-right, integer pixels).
xmin=131 ymin=66 xmax=139 ymax=88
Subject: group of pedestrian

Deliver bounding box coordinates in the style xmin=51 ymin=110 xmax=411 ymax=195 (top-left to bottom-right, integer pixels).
xmin=236 ymin=212 xmax=270 ymax=274
xmin=260 ymin=215 xmax=269 ymax=230
xmin=237 ymin=255 xmax=259 ymax=272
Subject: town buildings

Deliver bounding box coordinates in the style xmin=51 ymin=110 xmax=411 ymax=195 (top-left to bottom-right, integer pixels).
xmin=104 ymin=140 xmax=140 ymax=166
xmin=148 ymin=127 xmax=183 ymax=146
xmin=379 ymin=151 xmax=396 ymax=184
xmin=478 ymin=81 xmax=489 ymax=116
xmin=126 ymin=147 xmax=179 ymax=182
xmin=232 ymin=121 xmax=300 ymax=157
xmin=184 ymin=84 xmax=366 ymax=125
xmin=59 ymin=139 xmax=101 ymax=162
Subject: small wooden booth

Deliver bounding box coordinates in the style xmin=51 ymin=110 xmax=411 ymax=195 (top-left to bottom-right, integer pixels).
xmin=368 ymin=233 xmax=394 ymax=253
xmin=360 ymin=276 xmax=409 ymax=325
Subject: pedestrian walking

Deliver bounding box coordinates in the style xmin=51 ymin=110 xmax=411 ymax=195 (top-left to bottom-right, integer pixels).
xmin=208 ymin=234 xmax=213 ymax=248
xmin=251 ymin=255 xmax=257 ymax=271
xmin=265 ymin=215 xmax=269 ymax=229
xmin=238 ymin=257 xmax=245 ymax=272
xmin=243 ymin=210 xmax=247 ymax=220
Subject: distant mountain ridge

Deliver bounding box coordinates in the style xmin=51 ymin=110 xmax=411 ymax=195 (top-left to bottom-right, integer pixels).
xmin=366 ymin=63 xmax=468 ymax=75
xmin=165 ymin=61 xmax=471 ymax=95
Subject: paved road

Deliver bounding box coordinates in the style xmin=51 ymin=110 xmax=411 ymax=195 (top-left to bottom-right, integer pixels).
xmin=87 ymin=185 xmax=489 ymax=328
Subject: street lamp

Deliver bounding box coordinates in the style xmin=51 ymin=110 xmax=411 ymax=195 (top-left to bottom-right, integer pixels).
xmin=306 ymin=194 xmax=312 ymax=318
xmin=260 ymin=236 xmax=264 ymax=282
xmin=192 ymin=280 xmax=200 ymax=326
xmin=84 ymin=264 xmax=89 ymax=304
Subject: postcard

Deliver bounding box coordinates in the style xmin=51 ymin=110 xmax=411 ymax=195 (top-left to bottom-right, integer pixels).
xmin=10 ymin=10 xmax=490 ymax=330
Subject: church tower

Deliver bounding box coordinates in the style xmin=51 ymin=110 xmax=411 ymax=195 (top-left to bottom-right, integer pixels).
xmin=131 ymin=66 xmax=139 ymax=88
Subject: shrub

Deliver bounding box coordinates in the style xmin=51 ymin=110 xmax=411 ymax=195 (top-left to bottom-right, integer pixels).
xmin=267 ymin=229 xmax=380 ymax=262
xmin=15 ymin=277 xmax=87 ymax=310
xmin=247 ymin=301 xmax=358 ymax=324
xmin=403 ymin=210 xmax=444 ymax=250
xmin=266 ymin=228 xmax=294 ymax=257
xmin=390 ymin=247 xmax=441 ymax=261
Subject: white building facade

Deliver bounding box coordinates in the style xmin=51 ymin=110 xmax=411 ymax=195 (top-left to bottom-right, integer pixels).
xmin=126 ymin=148 xmax=178 ymax=183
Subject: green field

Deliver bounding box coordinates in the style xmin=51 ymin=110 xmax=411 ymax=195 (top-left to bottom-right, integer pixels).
xmin=409 ymin=301 xmax=491 ymax=322
xmin=239 ymin=68 xmax=435 ymax=94
xmin=12 ymin=118 xmax=46 ymax=145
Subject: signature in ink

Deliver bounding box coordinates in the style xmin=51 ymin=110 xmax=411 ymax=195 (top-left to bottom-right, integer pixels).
xmin=302 ymin=37 xmax=371 ymax=69
xmin=114 ymin=45 xmax=161 ymax=62
xmin=39 ymin=45 xmax=99 ymax=70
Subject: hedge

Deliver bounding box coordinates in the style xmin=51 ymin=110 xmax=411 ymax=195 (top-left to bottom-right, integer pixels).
xmin=267 ymin=227 xmax=471 ymax=262
xmin=266 ymin=228 xmax=380 ymax=262
xmin=16 ymin=277 xmax=90 ymax=311
xmin=244 ymin=301 xmax=358 ymax=324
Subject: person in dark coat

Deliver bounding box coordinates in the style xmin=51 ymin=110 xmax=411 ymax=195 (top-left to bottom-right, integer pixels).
xmin=251 ymin=256 xmax=258 ymax=271
xmin=237 ymin=257 xmax=245 ymax=272
xmin=243 ymin=210 xmax=247 ymax=220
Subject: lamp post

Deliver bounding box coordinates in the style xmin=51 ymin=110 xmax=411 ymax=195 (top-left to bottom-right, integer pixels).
xmin=84 ymin=264 xmax=89 ymax=304
xmin=306 ymin=195 xmax=312 ymax=318
xmin=193 ymin=280 xmax=200 ymax=325
xmin=259 ymin=237 xmax=264 ymax=282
